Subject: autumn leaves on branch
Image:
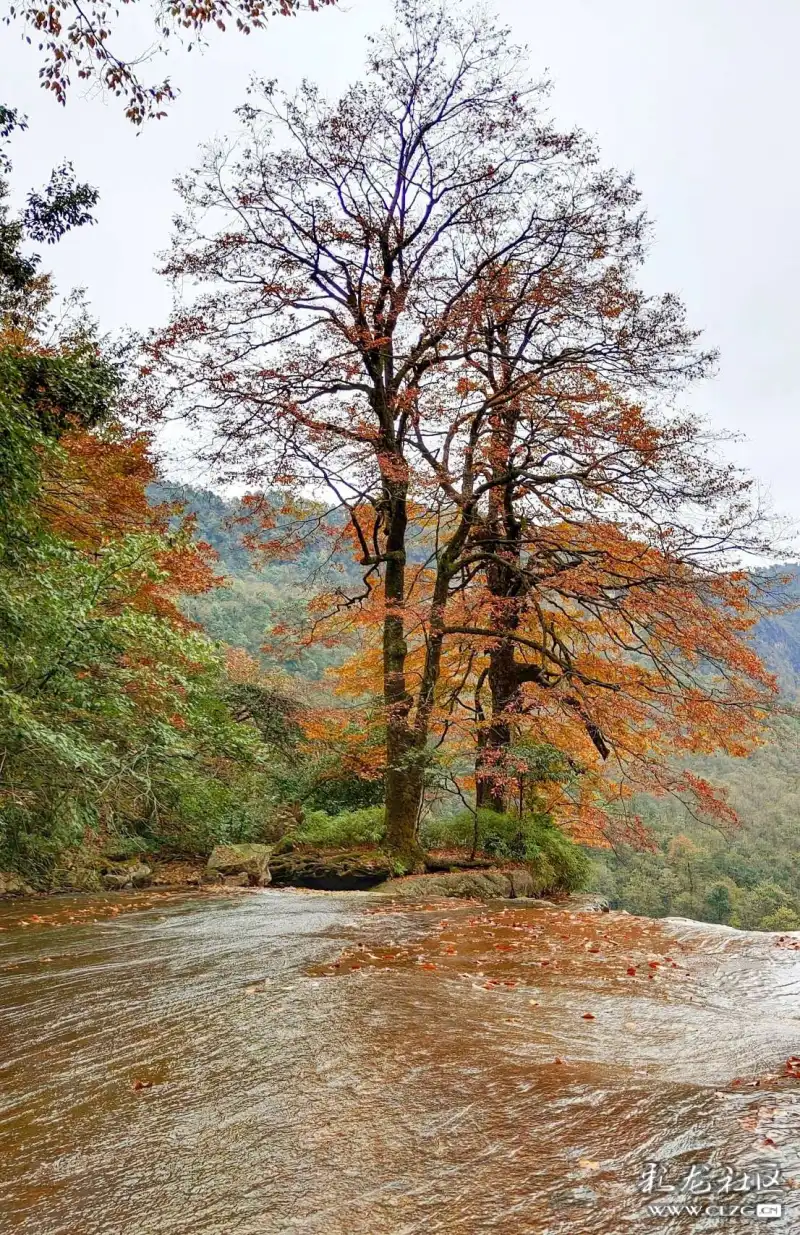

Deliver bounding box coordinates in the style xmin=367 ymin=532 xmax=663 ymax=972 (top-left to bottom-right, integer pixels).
xmin=4 ymin=0 xmax=336 ymax=124
xmin=143 ymin=0 xmax=783 ymax=861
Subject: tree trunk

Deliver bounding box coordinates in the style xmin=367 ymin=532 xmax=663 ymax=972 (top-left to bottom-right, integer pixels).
xmin=475 ymin=393 xmax=523 ymax=814
xmin=381 ymin=471 xmax=425 ymax=867
xmin=384 ymin=760 xmax=424 ymax=864
xmin=476 ymin=640 xmax=518 ymax=813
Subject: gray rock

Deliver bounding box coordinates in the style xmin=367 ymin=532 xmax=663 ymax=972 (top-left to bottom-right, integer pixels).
xmin=100 ymin=861 xmax=152 ymax=890
xmin=101 ymin=873 xmax=130 ymax=890
xmin=223 ymin=873 xmax=250 ymax=888
xmin=206 ymin=844 xmax=272 ymax=887
xmin=0 ymin=870 xmax=35 ymax=897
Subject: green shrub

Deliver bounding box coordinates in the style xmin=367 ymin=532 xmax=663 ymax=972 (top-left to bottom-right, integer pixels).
xmin=302 ymin=772 xmax=385 ymax=814
xmin=148 ymin=766 xmax=281 ymax=856
xmin=421 ymin=808 xmax=590 ymax=895
xmin=293 ymin=805 xmax=386 ymax=849
xmin=0 ymin=800 xmax=94 ymax=885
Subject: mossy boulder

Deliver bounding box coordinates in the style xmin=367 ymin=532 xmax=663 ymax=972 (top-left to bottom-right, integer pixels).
xmin=269 ymin=848 xmax=392 ymax=890
xmin=206 ymin=844 xmax=273 ymax=887
xmin=383 ymin=870 xmax=514 ymax=901
xmin=100 ymin=839 xmax=149 ymax=864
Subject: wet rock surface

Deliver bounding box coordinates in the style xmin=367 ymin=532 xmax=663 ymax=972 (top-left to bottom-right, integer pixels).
xmin=1 ymin=892 xmax=800 ymax=1234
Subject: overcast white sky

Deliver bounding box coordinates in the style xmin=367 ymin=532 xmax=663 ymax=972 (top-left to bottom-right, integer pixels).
xmin=2 ymin=0 xmax=799 ymax=517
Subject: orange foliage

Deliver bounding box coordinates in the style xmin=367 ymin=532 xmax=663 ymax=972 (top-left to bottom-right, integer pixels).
xmin=41 ymin=423 xmax=222 ymax=623
xmin=293 ymin=510 xmax=779 ymax=849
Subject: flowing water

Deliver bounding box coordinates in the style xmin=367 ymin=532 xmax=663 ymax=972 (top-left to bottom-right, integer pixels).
xmin=1 ymin=888 xmax=800 ymax=1234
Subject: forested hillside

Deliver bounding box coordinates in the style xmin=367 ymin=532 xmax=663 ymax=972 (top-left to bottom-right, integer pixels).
xmin=148 ymin=482 xmax=350 ymax=678
xmin=596 ymin=580 xmax=800 ymax=929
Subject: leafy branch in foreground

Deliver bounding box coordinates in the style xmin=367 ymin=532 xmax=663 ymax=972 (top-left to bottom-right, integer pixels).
xmin=3 ymin=0 xmax=336 ymax=124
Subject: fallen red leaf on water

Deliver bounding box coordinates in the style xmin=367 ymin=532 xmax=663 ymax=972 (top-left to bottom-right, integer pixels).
xmin=131 ymin=1079 xmax=153 ymax=1091
xmin=421 ymin=962 xmax=436 ymax=971
xmin=582 ymin=1012 xmax=596 ymax=1020
xmin=648 ymin=961 xmax=659 ymax=969
xmin=626 ymin=966 xmax=637 ymax=976
xmin=553 ymin=1057 xmax=566 ymax=1065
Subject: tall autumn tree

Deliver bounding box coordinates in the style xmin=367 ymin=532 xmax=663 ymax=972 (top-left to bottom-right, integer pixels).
xmin=420 ymin=271 xmax=780 ymax=820
xmin=149 ymin=0 xmax=778 ymax=861
xmin=318 ymin=379 xmax=780 ymax=848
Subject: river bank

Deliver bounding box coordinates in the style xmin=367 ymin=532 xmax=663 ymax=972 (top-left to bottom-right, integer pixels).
xmin=2 ymin=889 xmax=800 ymax=1233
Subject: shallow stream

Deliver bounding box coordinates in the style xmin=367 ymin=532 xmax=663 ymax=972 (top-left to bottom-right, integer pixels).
xmin=1 ymin=890 xmax=799 ymax=1233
